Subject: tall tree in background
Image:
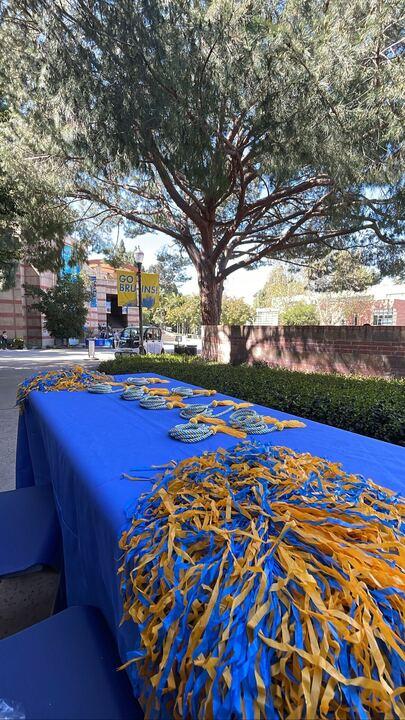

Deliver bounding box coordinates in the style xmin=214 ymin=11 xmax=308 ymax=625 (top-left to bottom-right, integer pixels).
xmin=308 ymin=251 xmax=380 ymax=293
xmin=0 ymin=79 xmax=78 ymax=289
xmin=281 ymin=302 xmax=320 ymax=326
xmin=103 ymin=238 xmax=130 ymax=269
xmin=254 ymin=266 xmax=306 ymax=308
xmin=0 ymin=11 xmax=116 ymax=290
xmin=25 ymin=274 xmax=90 ymax=341
xmin=5 ymin=0 xmax=404 ymax=356
xmin=0 ymin=19 xmax=81 ymax=289
xmin=164 ymin=294 xmax=201 ymax=335
xmin=148 ymin=247 xmax=191 ymax=295
xmin=255 ymin=252 xmax=380 ymax=307
xmin=221 ymin=296 xmax=253 ymax=325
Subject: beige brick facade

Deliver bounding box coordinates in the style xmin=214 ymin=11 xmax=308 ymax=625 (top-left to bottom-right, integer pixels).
xmin=0 ymin=259 xmax=139 ymax=347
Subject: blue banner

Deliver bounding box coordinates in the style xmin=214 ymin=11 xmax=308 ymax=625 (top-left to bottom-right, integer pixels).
xmin=62 ymin=245 xmax=80 ymax=277
xmin=89 ymin=276 xmax=97 ymax=308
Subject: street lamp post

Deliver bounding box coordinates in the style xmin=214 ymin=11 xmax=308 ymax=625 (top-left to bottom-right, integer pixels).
xmin=134 ymin=248 xmax=145 ymax=354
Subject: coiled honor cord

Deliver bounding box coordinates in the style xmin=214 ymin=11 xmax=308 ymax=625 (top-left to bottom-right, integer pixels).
xmin=88 ymin=383 xmax=123 ymax=394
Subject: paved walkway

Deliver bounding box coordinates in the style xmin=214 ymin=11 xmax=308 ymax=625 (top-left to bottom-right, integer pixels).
xmin=0 ymin=348 xmax=115 ymax=491
xmin=0 ymin=349 xmax=120 ymax=638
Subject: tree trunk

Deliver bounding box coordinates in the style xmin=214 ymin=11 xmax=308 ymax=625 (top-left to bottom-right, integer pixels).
xmin=199 ymin=262 xmax=223 ymax=361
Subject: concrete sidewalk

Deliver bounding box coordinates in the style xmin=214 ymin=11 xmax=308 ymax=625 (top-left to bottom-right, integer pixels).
xmin=0 ymin=348 xmax=115 ymax=491
xmin=0 ymin=349 xmax=119 ymax=638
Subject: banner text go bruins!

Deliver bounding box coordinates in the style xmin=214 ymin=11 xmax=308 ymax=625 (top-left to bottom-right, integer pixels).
xmin=117 ymin=269 xmax=159 ymax=309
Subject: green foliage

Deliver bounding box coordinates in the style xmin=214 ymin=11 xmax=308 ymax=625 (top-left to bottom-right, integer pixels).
xmin=164 ymin=294 xmax=201 ymax=334
xmin=309 ymin=251 xmax=380 ymax=293
xmin=25 ymin=274 xmax=90 ymax=340
xmin=148 ymin=292 xmax=253 ymax=331
xmin=221 ymin=296 xmax=253 ymax=325
xmin=281 ymin=302 xmax=319 ymax=326
xmin=98 ymin=355 xmax=405 ymax=445
xmin=147 ymin=247 xmax=192 ymax=295
xmin=4 ymin=0 xmax=404 ymax=329
xmin=8 ymin=336 xmax=24 ymax=349
xmin=0 ymin=21 xmax=81 ymax=289
xmin=145 ymin=292 xmax=202 ymax=333
xmin=103 ymin=238 xmax=130 ymax=269
xmin=142 ymin=247 xmax=194 ymax=326
xmin=254 ymin=266 xmax=306 ymax=308
xmin=0 ymin=12 xmax=116 ymax=290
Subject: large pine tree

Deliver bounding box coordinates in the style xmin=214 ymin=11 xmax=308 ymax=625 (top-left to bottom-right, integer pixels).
xmin=5 ymin=0 xmax=404 ymax=353
xmin=0 ymin=17 xmax=79 ymax=289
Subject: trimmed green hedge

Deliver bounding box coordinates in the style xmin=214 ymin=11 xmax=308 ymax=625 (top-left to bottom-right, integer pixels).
xmin=99 ymin=355 xmax=405 ymax=445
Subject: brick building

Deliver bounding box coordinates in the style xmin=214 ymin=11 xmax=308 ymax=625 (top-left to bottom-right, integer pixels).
xmin=0 ymin=263 xmax=56 ymax=348
xmin=85 ymin=259 xmax=139 ymax=336
xmin=0 ymin=258 xmax=139 ymax=348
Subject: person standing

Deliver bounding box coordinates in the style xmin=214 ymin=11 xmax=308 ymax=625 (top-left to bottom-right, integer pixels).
xmin=1 ymin=330 xmax=7 ymax=349
xmin=113 ymin=330 xmax=120 ymax=349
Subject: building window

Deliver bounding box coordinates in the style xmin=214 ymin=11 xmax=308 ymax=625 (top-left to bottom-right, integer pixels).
xmin=254 ymin=308 xmax=279 ymax=325
xmin=372 ymin=311 xmax=393 ymax=326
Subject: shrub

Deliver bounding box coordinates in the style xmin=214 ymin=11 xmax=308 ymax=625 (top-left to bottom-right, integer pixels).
xmin=281 ymin=302 xmax=319 ymax=326
xmin=98 ymin=355 xmax=405 ymax=446
xmin=8 ymin=336 xmax=25 ymax=349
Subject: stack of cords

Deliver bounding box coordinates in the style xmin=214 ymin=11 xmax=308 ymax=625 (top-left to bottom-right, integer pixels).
xmin=230 ymin=408 xmax=305 ymax=434
xmin=87 ymin=383 xmax=124 ymax=394
xmin=126 ymin=377 xmax=169 ymax=386
xmin=121 ymin=386 xmax=147 ymax=401
xmin=169 ymin=421 xmax=246 ymax=442
xmin=172 ymin=404 xmax=305 ymax=441
xmin=171 ymin=386 xmax=217 ymax=398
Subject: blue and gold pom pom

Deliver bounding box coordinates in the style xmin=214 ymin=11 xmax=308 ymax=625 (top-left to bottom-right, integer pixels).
xmin=119 ymin=441 xmax=404 ymax=720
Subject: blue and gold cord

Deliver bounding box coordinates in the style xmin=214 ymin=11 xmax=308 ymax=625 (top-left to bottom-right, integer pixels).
xmin=87 ymin=383 xmax=123 ymax=394
xmin=17 ymin=371 xmax=171 ymax=404
xmin=119 ymin=441 xmax=405 ymax=720
xmin=172 ymin=404 xmax=305 ymax=442
xmin=121 ymin=386 xmax=147 ymax=401
xmin=16 ymin=365 xmax=115 ymax=404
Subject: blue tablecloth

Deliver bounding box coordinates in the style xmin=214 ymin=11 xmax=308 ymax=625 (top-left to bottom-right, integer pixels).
xmin=16 ymin=372 xmax=405 ymax=695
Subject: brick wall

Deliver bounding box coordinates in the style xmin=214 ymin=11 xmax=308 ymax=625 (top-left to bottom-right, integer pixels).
xmin=394 ymin=299 xmax=405 ymax=326
xmin=0 ymin=265 xmax=26 ymax=340
xmin=23 ymin=266 xmax=56 ymax=347
xmin=202 ymin=325 xmax=405 ymax=377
